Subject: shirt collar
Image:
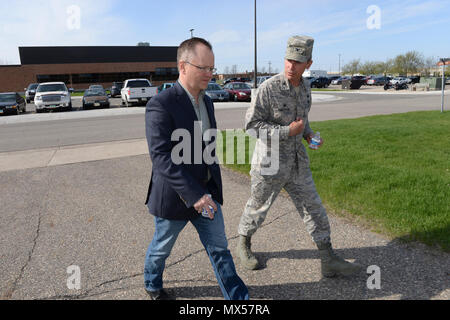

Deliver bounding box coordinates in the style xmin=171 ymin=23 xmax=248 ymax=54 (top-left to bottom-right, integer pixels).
xmin=177 ymin=80 xmax=205 ymax=105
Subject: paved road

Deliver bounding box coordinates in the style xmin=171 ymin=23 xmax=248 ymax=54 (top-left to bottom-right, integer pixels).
xmin=0 ymin=91 xmax=449 ymax=300
xmin=0 ymin=91 xmax=448 ymax=152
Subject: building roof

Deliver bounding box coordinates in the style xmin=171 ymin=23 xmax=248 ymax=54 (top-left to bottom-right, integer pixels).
xmin=19 ymin=46 xmax=178 ymax=65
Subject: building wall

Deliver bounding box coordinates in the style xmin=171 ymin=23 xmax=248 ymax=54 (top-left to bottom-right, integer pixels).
xmin=0 ymin=65 xmax=35 ymax=92
xmin=0 ymin=61 xmax=178 ymax=92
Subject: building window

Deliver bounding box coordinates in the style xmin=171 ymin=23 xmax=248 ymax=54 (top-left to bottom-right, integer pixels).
xmin=36 ymin=74 xmax=70 ymax=83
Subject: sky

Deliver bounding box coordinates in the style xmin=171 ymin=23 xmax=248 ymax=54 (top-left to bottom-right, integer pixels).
xmin=1 ymin=0 xmax=449 ymax=74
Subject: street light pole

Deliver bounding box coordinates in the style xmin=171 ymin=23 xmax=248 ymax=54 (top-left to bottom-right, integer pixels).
xmin=190 ymin=29 xmax=194 ymax=38
xmin=338 ymin=54 xmax=341 ymax=76
xmin=440 ymin=58 xmax=445 ymax=113
xmin=253 ymin=0 xmax=257 ymax=89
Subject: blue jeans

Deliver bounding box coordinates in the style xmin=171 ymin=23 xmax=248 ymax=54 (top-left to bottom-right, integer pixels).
xmin=144 ymin=202 xmax=249 ymax=300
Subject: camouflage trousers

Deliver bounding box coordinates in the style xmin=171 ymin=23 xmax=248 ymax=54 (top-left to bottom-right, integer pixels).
xmin=238 ymin=163 xmax=331 ymax=246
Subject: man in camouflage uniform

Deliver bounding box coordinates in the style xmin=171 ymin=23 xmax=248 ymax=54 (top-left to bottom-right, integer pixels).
xmin=236 ymin=35 xmax=363 ymax=278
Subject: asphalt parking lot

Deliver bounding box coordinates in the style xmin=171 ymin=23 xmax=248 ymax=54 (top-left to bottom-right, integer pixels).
xmin=23 ymin=96 xmax=126 ymax=114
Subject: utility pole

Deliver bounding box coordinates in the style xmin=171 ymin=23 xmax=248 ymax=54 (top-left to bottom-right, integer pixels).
xmin=253 ymin=0 xmax=257 ymax=89
xmin=439 ymin=58 xmax=449 ymax=113
xmin=338 ymin=54 xmax=341 ymax=76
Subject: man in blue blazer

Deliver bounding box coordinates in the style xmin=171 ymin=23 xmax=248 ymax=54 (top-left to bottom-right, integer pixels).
xmin=144 ymin=37 xmax=249 ymax=300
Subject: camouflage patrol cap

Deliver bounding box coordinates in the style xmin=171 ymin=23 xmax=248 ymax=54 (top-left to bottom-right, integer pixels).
xmin=285 ymin=35 xmax=314 ymax=63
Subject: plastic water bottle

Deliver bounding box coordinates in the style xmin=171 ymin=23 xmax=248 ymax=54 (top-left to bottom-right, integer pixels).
xmin=201 ymin=194 xmax=215 ymax=219
xmin=309 ymin=132 xmax=321 ymax=150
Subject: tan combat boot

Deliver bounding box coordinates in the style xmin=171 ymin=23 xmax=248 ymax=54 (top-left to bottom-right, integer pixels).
xmin=318 ymin=242 xmax=363 ymax=277
xmin=236 ymin=235 xmax=259 ymax=270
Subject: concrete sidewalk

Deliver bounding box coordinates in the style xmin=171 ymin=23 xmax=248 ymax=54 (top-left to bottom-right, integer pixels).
xmin=0 ymin=143 xmax=448 ymax=300
xmin=0 ymin=139 xmax=148 ymax=173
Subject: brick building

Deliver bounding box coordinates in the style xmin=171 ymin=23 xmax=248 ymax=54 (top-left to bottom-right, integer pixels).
xmin=0 ymin=46 xmax=179 ymax=92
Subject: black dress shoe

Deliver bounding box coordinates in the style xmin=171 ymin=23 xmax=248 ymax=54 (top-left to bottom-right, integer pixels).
xmin=145 ymin=288 xmax=172 ymax=300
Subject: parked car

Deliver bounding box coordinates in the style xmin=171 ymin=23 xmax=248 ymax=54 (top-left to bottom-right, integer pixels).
xmin=223 ymin=82 xmax=252 ymax=102
xmin=34 ymin=82 xmax=72 ymax=113
xmin=0 ymin=92 xmax=26 ymax=115
xmin=327 ymin=75 xmax=341 ymax=82
xmin=257 ymin=76 xmax=272 ymax=87
xmin=157 ymin=82 xmax=175 ymax=93
xmin=248 ymin=76 xmax=272 ymax=88
xmin=304 ymin=76 xmax=315 ymax=85
xmin=121 ymin=79 xmax=158 ymax=107
xmin=364 ymin=75 xmax=376 ymax=84
xmin=223 ymin=77 xmax=251 ymax=85
xmin=408 ymin=76 xmax=421 ymax=84
xmin=310 ymin=77 xmax=331 ymax=88
xmin=82 ymin=89 xmax=110 ymax=109
xmin=238 ymin=77 xmax=252 ymax=83
xmin=223 ymin=78 xmax=238 ymax=85
xmin=205 ymin=82 xmax=229 ymax=102
xmin=331 ymin=76 xmax=350 ymax=85
xmin=366 ymin=77 xmax=379 ymax=85
xmin=351 ymin=75 xmax=367 ymax=81
xmin=25 ymin=83 xmax=39 ymax=103
xmin=367 ymin=76 xmax=392 ymax=86
xmin=390 ymin=77 xmax=409 ymax=85
xmin=89 ymin=85 xmax=104 ymax=91
xmin=110 ymin=82 xmax=124 ymax=97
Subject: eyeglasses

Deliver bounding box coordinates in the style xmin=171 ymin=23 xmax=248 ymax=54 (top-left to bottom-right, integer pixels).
xmin=185 ymin=61 xmax=217 ymax=74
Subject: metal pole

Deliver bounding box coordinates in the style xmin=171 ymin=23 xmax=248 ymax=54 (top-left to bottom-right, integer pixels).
xmin=338 ymin=54 xmax=341 ymax=76
xmin=190 ymin=29 xmax=194 ymax=38
xmin=441 ymin=59 xmax=445 ymax=113
xmin=254 ymin=0 xmax=257 ymax=89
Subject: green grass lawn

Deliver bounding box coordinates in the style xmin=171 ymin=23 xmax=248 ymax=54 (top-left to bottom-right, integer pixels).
xmin=220 ymin=111 xmax=450 ymax=251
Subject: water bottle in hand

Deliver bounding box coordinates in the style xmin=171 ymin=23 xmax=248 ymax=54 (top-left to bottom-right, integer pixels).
xmin=309 ymin=132 xmax=321 ymax=150
xmin=201 ymin=194 xmax=215 ymax=219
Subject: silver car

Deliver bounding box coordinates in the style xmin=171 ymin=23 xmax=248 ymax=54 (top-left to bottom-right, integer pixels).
xmin=82 ymin=89 xmax=110 ymax=109
xmin=205 ymin=83 xmax=229 ymax=102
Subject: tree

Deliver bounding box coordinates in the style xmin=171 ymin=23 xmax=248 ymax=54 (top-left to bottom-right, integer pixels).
xmin=231 ymin=65 xmax=238 ymax=75
xmin=393 ymin=51 xmax=424 ymax=76
xmin=381 ymin=59 xmax=395 ymax=76
xmin=342 ymin=59 xmax=361 ymax=75
xmin=423 ymin=56 xmax=437 ymax=76
xmin=359 ymin=61 xmax=385 ymax=75
xmin=404 ymin=51 xmax=424 ymax=75
xmin=137 ymin=42 xmax=150 ymax=46
xmin=223 ymin=66 xmax=230 ymax=75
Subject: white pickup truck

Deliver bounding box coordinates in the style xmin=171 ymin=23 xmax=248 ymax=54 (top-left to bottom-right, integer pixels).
xmin=121 ymin=79 xmax=158 ymax=107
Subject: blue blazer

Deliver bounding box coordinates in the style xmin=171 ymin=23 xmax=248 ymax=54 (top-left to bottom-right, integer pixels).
xmin=145 ymin=81 xmax=223 ymax=220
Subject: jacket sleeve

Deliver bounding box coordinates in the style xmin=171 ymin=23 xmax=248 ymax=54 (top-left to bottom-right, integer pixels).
xmin=244 ymin=85 xmax=291 ymax=140
xmin=145 ymin=98 xmax=206 ymax=208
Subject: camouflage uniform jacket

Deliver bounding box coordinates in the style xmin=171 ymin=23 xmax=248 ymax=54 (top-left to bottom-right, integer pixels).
xmin=245 ymin=72 xmax=314 ymax=178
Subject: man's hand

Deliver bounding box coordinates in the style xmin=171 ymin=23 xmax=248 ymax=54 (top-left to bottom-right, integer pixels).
xmin=289 ymin=118 xmax=305 ymax=137
xmin=193 ymin=194 xmax=217 ymax=219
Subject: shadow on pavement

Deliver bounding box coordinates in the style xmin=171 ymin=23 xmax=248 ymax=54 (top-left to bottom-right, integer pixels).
xmin=169 ymin=239 xmax=449 ymax=300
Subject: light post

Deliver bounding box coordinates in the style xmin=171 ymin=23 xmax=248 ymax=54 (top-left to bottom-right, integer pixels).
xmin=439 ymin=58 xmax=449 ymax=113
xmin=190 ymin=29 xmax=194 ymax=38
xmin=338 ymin=54 xmax=341 ymax=76
xmin=253 ymin=0 xmax=257 ymax=89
